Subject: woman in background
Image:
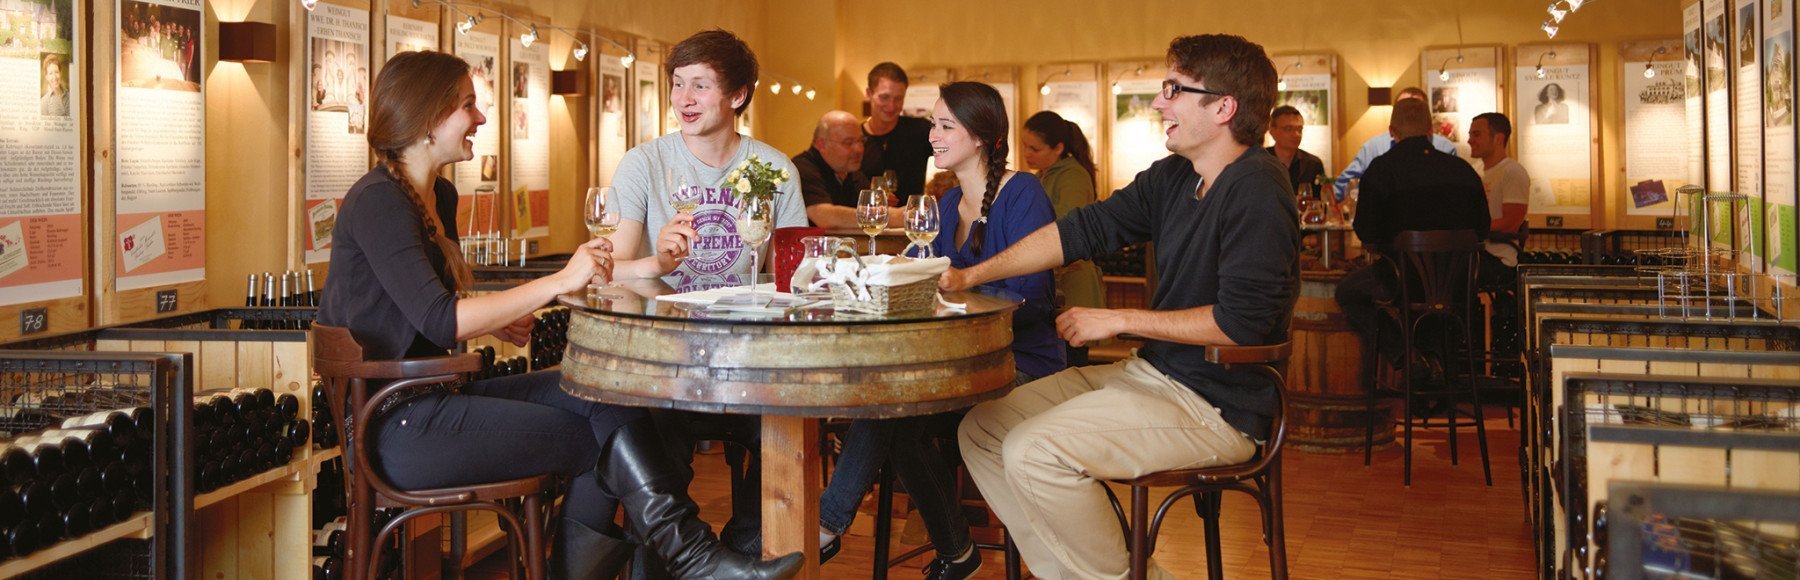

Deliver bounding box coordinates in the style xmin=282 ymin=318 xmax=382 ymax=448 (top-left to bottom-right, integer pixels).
xmin=1020 ymin=111 xmax=1105 ymax=358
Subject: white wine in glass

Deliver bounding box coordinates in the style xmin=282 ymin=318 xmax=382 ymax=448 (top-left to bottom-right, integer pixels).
xmin=856 ymin=189 xmax=889 ymax=254
xmin=737 ymin=196 xmax=775 ymax=299
xmin=903 ymin=194 xmax=939 ymax=257
xmin=585 ymin=187 xmax=621 ymax=239
xmin=670 ymin=182 xmax=701 ymax=214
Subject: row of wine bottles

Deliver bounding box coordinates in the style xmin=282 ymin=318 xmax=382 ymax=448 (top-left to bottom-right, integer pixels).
xmin=529 ymin=308 xmax=570 ymax=371
xmin=193 ymin=387 xmax=310 ymax=493
xmin=242 ymin=270 xmax=319 ymax=330
xmin=1517 ymin=250 xmax=1688 ymax=266
xmin=0 ymin=406 xmax=153 ymax=559
xmin=309 ymin=510 xmax=402 ymax=580
xmin=1093 ymin=245 xmax=1148 ymax=278
xmin=471 ymin=346 xmax=533 ymax=382
xmin=311 ymin=382 xmax=340 ymax=450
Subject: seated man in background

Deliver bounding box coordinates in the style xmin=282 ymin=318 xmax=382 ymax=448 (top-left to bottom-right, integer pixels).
xmin=1332 ymin=87 xmax=1460 ymax=200
xmin=792 ymin=110 xmax=901 ymax=228
xmin=1266 ymin=105 xmax=1325 ymax=192
xmin=1467 ymin=111 xmax=1530 ymax=279
xmin=1335 ymin=98 xmax=1490 ymax=388
xmin=947 ymin=33 xmax=1298 ymax=579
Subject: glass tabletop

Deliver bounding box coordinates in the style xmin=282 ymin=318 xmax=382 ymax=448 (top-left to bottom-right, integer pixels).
xmin=557 ymin=273 xmax=1022 ymax=325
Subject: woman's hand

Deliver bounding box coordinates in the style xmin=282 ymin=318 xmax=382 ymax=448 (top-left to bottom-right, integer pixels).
xmin=554 ymin=237 xmax=613 ymax=293
xmin=654 ymin=213 xmax=697 ymax=273
xmin=492 ymin=314 xmax=534 ymax=347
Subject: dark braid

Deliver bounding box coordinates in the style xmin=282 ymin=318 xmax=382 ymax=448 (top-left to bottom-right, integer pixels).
xmin=941 ymin=82 xmax=1010 ymax=257
xmin=969 ymin=137 xmax=1007 ymax=256
xmin=380 ymin=156 xmax=472 ymax=292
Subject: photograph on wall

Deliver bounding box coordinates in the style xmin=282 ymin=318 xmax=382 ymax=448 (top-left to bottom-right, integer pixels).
xmin=1109 ymin=77 xmax=1165 ymax=192
xmin=304 ymin=3 xmax=371 ymax=263
xmin=1765 ymin=0 xmax=1798 ymax=274
xmin=1423 ymin=48 xmax=1501 ymax=162
xmin=1686 ymin=2 xmax=1706 ymax=191
xmin=118 ymin=0 xmax=199 ymax=92
xmin=387 ymin=14 xmax=437 ymax=60
xmin=635 ymin=60 xmax=660 ymax=145
xmin=115 ymin=0 xmax=206 ymax=290
xmin=510 ymin=36 xmax=550 ymax=237
xmin=1515 ymin=48 xmax=1593 ymax=216
xmin=603 ymin=72 xmax=622 ymax=113
xmin=598 ymin=54 xmax=627 ymax=188
xmin=1622 ymin=48 xmax=1689 ymax=217
xmin=0 ymin=0 xmax=82 ymax=306
xmin=453 ymin=30 xmax=501 ymax=237
xmin=1705 ymin=0 xmax=1733 ymax=201
xmin=1734 ymin=0 xmax=1764 ymax=267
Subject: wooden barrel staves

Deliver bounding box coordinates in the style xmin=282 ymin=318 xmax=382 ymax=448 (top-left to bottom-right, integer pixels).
xmin=1288 ymin=270 xmax=1397 ymax=453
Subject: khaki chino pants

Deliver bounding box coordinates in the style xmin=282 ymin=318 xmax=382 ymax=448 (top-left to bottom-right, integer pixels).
xmin=959 ymin=357 xmax=1256 ymax=580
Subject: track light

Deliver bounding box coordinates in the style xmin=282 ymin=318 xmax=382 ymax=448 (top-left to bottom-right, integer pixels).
xmin=520 ymin=24 xmax=537 ymax=48
xmin=573 ymin=42 xmax=589 ymax=62
xmin=1548 ymin=2 xmax=1568 ymax=23
xmin=457 ymin=15 xmax=477 ymax=35
xmin=770 ymin=82 xmax=781 ymax=95
xmin=1542 ymin=21 xmax=1559 ymax=39
xmin=791 ymin=84 xmax=802 ymax=95
xmin=805 ymin=89 xmax=816 ymax=101
xmin=621 ymin=52 xmax=636 ymax=67
xmin=301 ymin=0 xmax=319 ymax=10
xmin=1567 ymin=0 xmax=1585 ymax=10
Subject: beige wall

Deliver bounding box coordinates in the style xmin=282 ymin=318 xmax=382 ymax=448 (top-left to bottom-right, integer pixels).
xmin=833 ymin=0 xmax=1682 ymax=222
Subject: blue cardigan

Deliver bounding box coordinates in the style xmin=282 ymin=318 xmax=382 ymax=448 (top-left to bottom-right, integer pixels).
xmin=932 ymin=172 xmax=1066 ymax=379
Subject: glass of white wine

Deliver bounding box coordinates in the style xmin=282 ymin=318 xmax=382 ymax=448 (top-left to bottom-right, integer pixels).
xmin=737 ymin=196 xmax=775 ymax=300
xmin=670 ymin=180 xmax=701 ymax=215
xmin=856 ymin=189 xmax=889 ymax=255
xmin=903 ymin=194 xmax=939 ymax=258
xmin=584 ymin=186 xmax=620 ymax=289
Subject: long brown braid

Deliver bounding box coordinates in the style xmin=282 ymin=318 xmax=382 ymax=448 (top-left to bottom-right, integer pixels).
xmin=369 ymin=51 xmax=473 ymax=292
xmin=940 ymin=82 xmax=1010 ymax=256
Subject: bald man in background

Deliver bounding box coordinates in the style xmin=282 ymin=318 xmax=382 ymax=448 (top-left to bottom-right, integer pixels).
xmin=793 ymin=111 xmax=901 ymax=228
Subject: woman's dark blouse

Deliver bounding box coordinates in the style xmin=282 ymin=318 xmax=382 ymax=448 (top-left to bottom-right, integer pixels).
xmin=318 ymin=168 xmax=464 ymax=361
xmin=931 ymin=172 xmax=1066 ymax=379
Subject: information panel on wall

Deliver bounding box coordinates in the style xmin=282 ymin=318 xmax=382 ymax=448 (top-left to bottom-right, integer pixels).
xmin=0 ymin=0 xmax=81 ymax=306
xmin=1422 ymin=46 xmax=1501 ymax=164
xmin=1037 ymin=69 xmax=1101 ymax=175
xmin=1687 ymin=2 xmax=1707 ymax=192
xmin=598 ymin=52 xmax=627 ymax=187
xmin=509 ymin=34 xmax=550 ymax=238
xmin=115 ymin=0 xmax=204 ymax=291
xmin=1107 ymin=63 xmax=1165 ymax=193
xmin=1734 ymin=0 xmax=1764 ymax=268
xmin=303 ymin=3 xmax=370 ymax=264
xmin=633 ymin=59 xmax=660 ymax=146
xmin=453 ymin=30 xmax=500 ymax=239
xmin=1273 ymin=53 xmax=1336 ymax=172
xmin=1515 ymin=45 xmax=1596 ymax=219
xmin=1769 ymin=0 xmax=1799 ymax=274
xmin=1621 ymin=39 xmax=1690 ymax=219
xmin=1705 ymin=0 xmax=1734 ymax=247
xmin=387 ymin=14 xmax=437 ymax=58
xmin=902 ymin=67 xmax=950 ymax=184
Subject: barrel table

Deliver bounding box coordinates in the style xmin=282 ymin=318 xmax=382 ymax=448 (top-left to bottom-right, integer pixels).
xmin=557 ymin=275 xmax=1020 ymax=579
xmin=1288 ymin=269 xmax=1397 ymax=453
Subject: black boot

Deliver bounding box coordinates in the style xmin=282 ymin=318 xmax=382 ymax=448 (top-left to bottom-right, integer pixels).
xmin=600 ymin=419 xmax=803 ymax=580
xmin=553 ymin=519 xmax=634 ymax=580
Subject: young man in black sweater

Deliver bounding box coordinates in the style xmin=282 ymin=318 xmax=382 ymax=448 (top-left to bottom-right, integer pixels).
xmin=944 ymin=34 xmax=1299 ymax=579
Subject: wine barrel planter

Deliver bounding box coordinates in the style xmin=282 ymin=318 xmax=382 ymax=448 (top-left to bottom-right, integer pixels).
xmin=1287 ymin=270 xmax=1396 ymax=453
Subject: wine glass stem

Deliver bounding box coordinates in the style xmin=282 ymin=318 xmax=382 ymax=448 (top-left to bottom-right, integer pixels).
xmin=870 ymin=235 xmax=877 ymax=255
xmin=749 ymin=249 xmax=758 ymax=298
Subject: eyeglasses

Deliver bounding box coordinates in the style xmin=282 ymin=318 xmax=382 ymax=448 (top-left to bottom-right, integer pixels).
xmin=1162 ymin=79 xmax=1227 ymax=100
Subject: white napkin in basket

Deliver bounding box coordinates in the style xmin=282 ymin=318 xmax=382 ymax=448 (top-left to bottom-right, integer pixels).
xmin=805 ymin=255 xmax=950 ymax=302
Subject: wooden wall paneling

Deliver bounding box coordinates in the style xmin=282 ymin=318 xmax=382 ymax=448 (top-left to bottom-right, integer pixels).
xmin=236 ymin=340 xmax=274 ymax=389
xmin=200 ymin=340 xmax=238 ymax=391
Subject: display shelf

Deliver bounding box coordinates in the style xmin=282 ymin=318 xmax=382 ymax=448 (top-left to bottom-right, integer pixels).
xmin=0 ymin=512 xmax=156 ymax=577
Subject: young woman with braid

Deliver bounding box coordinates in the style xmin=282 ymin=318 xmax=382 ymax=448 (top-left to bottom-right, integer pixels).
xmin=317 ymin=50 xmax=799 ymax=580
xmin=802 ymin=81 xmax=1063 ymax=580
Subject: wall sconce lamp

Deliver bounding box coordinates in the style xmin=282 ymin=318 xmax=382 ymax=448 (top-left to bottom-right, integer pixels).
xmin=219 ymin=21 xmax=277 ymax=63
xmin=1038 ymin=66 xmax=1071 ymax=96
xmin=1437 ymin=54 xmax=1464 ymax=82
xmin=551 ymin=69 xmax=584 ymax=96
xmin=1643 ymin=46 xmax=1668 ymax=78
xmin=1276 ymin=60 xmax=1301 ymax=91
xmin=1111 ymin=65 xmax=1145 ymax=96
xmin=1535 ymin=51 xmax=1558 ymax=79
xmin=1367 ymin=87 xmax=1393 ymax=106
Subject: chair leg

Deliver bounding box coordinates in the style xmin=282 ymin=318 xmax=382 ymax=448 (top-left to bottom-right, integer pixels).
xmin=524 ymin=494 xmax=546 ymax=580
xmin=1129 ymin=485 xmax=1152 ymax=580
xmin=1197 ymin=491 xmax=1224 ymax=580
xmin=1445 ymin=328 xmax=1460 ymax=467
xmin=1401 ymin=322 xmax=1415 ymax=487
xmin=1467 ymin=322 xmax=1493 ymax=486
xmin=1267 ymin=460 xmax=1289 ymax=580
xmin=1365 ymin=321 xmax=1382 ymax=467
xmin=872 ymin=462 xmax=893 ymax=580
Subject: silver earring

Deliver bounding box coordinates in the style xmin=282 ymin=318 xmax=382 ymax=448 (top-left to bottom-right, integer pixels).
xmin=425 ymin=134 xmax=435 ymax=145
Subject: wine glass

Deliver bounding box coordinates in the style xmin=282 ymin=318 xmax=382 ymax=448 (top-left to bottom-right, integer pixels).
xmin=737 ymin=196 xmax=775 ymax=300
xmin=584 ymin=187 xmax=621 ymax=290
xmin=903 ymin=194 xmax=939 ymax=258
xmin=856 ymin=189 xmax=889 ymax=255
xmin=670 ymin=179 xmax=701 ymax=215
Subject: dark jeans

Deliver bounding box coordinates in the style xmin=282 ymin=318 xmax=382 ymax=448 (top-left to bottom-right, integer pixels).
xmin=817 ymin=370 xmax=1038 ymax=559
xmin=371 ymin=370 xmax=645 ymax=530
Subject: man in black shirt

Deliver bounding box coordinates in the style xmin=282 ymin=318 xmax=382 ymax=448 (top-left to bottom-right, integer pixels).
xmin=793 ymin=110 xmax=883 ymax=228
xmin=944 ymin=34 xmax=1298 ymax=579
xmin=860 ymin=62 xmax=934 ymax=197
xmin=1336 ymin=98 xmax=1489 ymax=388
xmin=1266 ymin=105 xmax=1326 ymax=193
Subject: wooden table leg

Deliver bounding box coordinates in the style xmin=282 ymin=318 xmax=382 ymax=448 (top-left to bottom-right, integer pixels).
xmin=762 ymin=415 xmax=821 ymax=579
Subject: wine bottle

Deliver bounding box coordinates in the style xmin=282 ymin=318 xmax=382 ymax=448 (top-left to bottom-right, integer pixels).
xmin=58 ymin=499 xmax=89 ymax=538
xmin=5 ymin=519 xmax=37 ymax=558
xmin=287 ymin=420 xmax=312 ymax=449
xmin=0 ymin=447 xmax=33 ymax=488
xmin=243 ymin=274 xmax=261 ymax=329
xmin=0 ymin=487 xmax=22 ymax=531
xmin=60 ymin=409 xmax=137 ymax=447
xmin=305 ymin=270 xmax=319 ymax=307
xmin=10 ymin=439 xmax=64 ymax=481
xmin=277 ymin=393 xmax=300 ymax=421
xmin=313 ymin=555 xmax=344 ymax=580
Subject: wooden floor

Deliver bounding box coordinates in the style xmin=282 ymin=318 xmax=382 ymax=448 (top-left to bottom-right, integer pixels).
xmin=473 ymin=416 xmax=1534 ymax=579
